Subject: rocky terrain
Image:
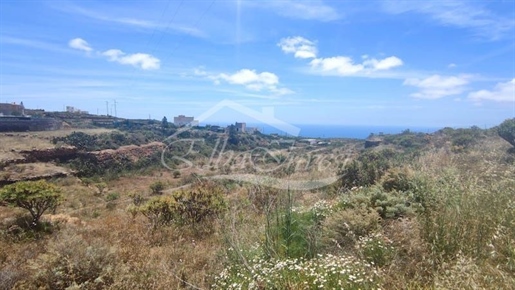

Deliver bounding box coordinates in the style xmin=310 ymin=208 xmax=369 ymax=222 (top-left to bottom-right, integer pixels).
xmin=0 ymin=131 xmax=166 ymax=184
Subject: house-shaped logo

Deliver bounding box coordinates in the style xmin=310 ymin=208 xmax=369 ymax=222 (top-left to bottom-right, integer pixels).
xmin=161 ymin=99 xmax=345 ymax=190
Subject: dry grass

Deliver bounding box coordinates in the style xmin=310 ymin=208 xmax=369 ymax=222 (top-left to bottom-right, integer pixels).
xmin=1 ymin=134 xmax=515 ymax=289
xmin=0 ymin=129 xmax=115 ymax=164
xmin=0 ymin=163 xmax=71 ymax=181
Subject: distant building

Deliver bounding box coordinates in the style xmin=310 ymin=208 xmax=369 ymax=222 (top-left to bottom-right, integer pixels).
xmin=66 ymin=106 xmax=88 ymax=114
xmin=300 ymin=139 xmax=317 ymax=145
xmin=208 ymin=125 xmax=225 ymax=132
xmin=0 ymin=102 xmax=25 ymax=116
xmin=174 ymin=115 xmax=198 ymax=127
xmin=235 ymin=122 xmax=246 ymax=132
xmin=246 ymin=127 xmax=260 ymax=134
xmin=25 ymin=109 xmax=45 ymax=116
xmin=365 ymin=136 xmax=383 ymax=148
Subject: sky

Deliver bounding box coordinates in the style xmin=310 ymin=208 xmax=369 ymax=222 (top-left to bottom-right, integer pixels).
xmin=0 ymin=0 xmax=514 ymax=128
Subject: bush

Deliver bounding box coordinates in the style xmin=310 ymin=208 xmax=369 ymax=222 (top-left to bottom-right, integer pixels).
xmin=356 ymin=233 xmax=395 ymax=267
xmin=338 ymin=150 xmax=394 ymax=189
xmin=337 ymin=186 xmax=417 ymax=219
xmin=149 ymin=181 xmax=166 ymax=195
xmin=264 ymin=202 xmax=316 ymax=259
xmin=93 ymin=182 xmax=107 ymax=196
xmin=135 ymin=197 xmax=175 ymax=229
xmin=498 ymin=118 xmax=515 ymax=148
xmin=212 ymin=254 xmax=381 ymax=289
xmin=381 ymin=167 xmax=415 ymax=192
xmin=105 ymin=192 xmax=119 ymax=202
xmin=170 ymin=183 xmax=226 ymax=226
xmin=16 ymin=229 xmax=117 ymax=289
xmin=322 ymin=206 xmax=380 ymax=250
xmin=0 ymin=180 xmax=62 ymax=227
xmin=52 ymin=131 xmax=98 ymax=151
xmin=134 ymin=182 xmax=226 ymax=229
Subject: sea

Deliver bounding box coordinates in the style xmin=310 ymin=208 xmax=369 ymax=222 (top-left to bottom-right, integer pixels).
xmin=202 ymin=123 xmax=441 ymax=139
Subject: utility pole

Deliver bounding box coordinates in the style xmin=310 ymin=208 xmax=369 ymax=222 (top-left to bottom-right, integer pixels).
xmin=106 ymin=101 xmax=109 ymax=116
xmin=113 ymin=99 xmax=117 ymax=117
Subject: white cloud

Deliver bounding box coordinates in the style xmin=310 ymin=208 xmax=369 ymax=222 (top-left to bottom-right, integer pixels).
xmin=55 ymin=4 xmax=205 ymax=38
xmin=278 ymin=36 xmax=318 ymax=59
xmin=363 ymin=56 xmax=403 ymax=70
xmin=68 ymin=38 xmax=92 ymax=52
xmin=68 ymin=38 xmax=160 ymax=70
xmin=448 ymin=63 xmax=457 ymax=68
xmin=310 ymin=57 xmax=364 ymax=75
xmin=382 ymin=1 xmax=515 ymax=40
xmin=102 ymin=49 xmax=160 ymax=70
xmin=279 ymin=36 xmax=403 ymax=77
xmin=254 ymin=0 xmax=340 ymax=22
xmin=199 ymin=69 xmax=293 ymax=96
xmin=310 ymin=55 xmax=403 ymax=75
xmin=403 ymin=74 xmax=470 ymax=99
xmin=468 ymin=79 xmax=515 ymax=102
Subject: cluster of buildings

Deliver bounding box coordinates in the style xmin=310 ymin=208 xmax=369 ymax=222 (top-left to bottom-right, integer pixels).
xmin=0 ymin=102 xmax=89 ymax=117
xmin=173 ymin=115 xmax=199 ymax=127
xmin=66 ymin=106 xmax=88 ymax=114
xmin=0 ymin=102 xmax=25 ymax=116
xmin=172 ymin=114 xmax=259 ymax=134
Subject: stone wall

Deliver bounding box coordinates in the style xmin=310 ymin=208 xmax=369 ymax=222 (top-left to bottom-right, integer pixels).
xmin=0 ymin=117 xmax=62 ymax=132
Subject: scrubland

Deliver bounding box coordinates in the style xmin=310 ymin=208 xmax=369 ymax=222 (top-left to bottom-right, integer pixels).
xmin=1 ymin=126 xmax=514 ymax=289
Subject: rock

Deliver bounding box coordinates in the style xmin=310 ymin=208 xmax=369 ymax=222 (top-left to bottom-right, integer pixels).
xmin=19 ymin=146 xmax=78 ymax=162
xmin=365 ymin=138 xmax=382 ymax=149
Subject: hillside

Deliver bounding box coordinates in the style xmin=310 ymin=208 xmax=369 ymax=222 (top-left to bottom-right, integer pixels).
xmin=0 ymin=123 xmax=514 ymax=289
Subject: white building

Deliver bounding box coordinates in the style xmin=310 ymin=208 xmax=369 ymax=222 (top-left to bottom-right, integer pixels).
xmin=174 ymin=115 xmax=198 ymax=127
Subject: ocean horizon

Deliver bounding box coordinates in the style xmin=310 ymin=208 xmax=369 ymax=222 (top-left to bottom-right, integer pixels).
xmin=201 ymin=123 xmax=442 ymax=139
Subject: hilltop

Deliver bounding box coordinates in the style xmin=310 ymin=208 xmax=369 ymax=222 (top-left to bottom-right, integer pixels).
xmin=0 ymin=119 xmax=514 ymax=289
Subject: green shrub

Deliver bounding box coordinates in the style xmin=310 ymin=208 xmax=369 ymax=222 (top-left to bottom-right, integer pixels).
xmin=170 ymin=183 xmax=226 ymax=226
xmin=93 ymin=182 xmax=108 ymax=196
xmin=105 ymin=192 xmax=119 ymax=202
xmin=338 ymin=149 xmax=394 ymax=189
xmin=212 ymin=254 xmax=381 ymax=289
xmin=322 ymin=206 xmax=380 ymax=249
xmin=0 ymin=180 xmax=62 ymax=227
xmin=357 ymin=233 xmax=395 ymax=267
xmin=337 ymin=186 xmax=417 ymax=219
xmin=498 ymin=118 xmax=515 ymax=148
xmin=381 ymin=167 xmax=415 ymax=192
xmin=134 ymin=182 xmax=226 ymax=229
xmin=262 ymin=191 xmax=326 ymax=259
xmin=438 ymin=126 xmax=485 ymax=152
xmin=149 ymin=181 xmax=165 ymax=195
xmin=52 ymin=131 xmax=98 ymax=151
xmin=18 ymin=229 xmax=117 ymax=289
xmin=136 ymin=197 xmax=175 ymax=229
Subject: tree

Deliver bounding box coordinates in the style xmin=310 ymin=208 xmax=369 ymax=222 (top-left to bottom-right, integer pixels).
xmin=498 ymin=118 xmax=515 ymax=148
xmin=0 ymin=180 xmax=63 ymax=226
xmin=94 ymin=182 xmax=108 ymax=196
xmin=150 ymin=181 xmax=165 ymax=195
xmin=161 ymin=116 xmax=169 ymax=129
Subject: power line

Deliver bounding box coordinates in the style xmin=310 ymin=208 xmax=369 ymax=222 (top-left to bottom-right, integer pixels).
xmin=160 ymin=0 xmax=217 ymax=66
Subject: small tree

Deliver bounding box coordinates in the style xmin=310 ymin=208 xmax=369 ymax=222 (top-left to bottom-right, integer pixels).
xmin=94 ymin=182 xmax=108 ymax=196
xmin=161 ymin=116 xmax=169 ymax=129
xmin=170 ymin=184 xmax=226 ymax=226
xmin=498 ymin=118 xmax=515 ymax=148
xmin=150 ymin=181 xmax=165 ymax=195
xmin=0 ymin=180 xmax=62 ymax=226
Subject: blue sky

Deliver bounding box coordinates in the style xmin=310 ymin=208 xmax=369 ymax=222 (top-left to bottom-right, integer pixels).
xmin=0 ymin=0 xmax=514 ymax=127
